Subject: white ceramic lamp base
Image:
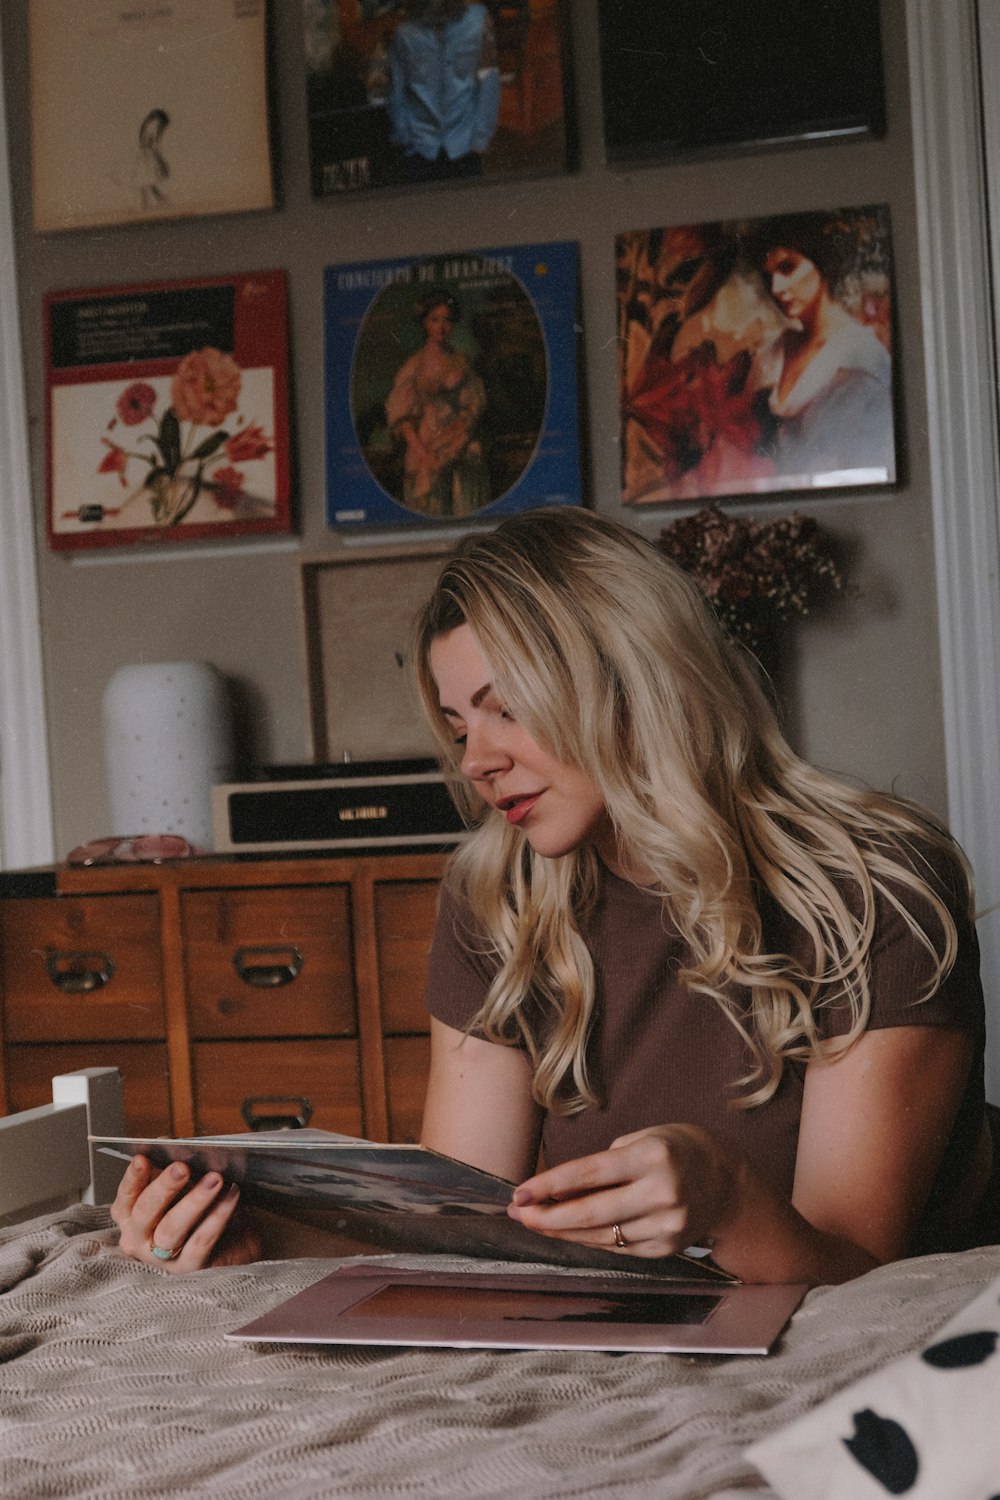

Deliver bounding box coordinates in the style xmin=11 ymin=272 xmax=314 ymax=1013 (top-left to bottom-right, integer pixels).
xmin=101 ymin=661 xmax=233 ymax=849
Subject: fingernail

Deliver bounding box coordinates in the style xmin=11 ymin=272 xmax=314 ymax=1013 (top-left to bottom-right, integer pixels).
xmin=168 ymin=1163 xmax=187 ymax=1182
xmin=224 ymin=1183 xmax=240 ymax=1201
xmin=202 ymin=1172 xmax=221 ymax=1190
xmin=512 ymin=1187 xmax=532 ymax=1206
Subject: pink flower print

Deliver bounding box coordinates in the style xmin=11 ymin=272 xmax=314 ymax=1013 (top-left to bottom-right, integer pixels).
xmin=171 ymin=347 xmax=241 ymax=426
xmin=115 ymin=381 xmax=157 ymax=426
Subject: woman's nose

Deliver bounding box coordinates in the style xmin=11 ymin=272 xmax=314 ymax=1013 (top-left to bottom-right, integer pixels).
xmin=461 ymin=725 xmax=510 ymax=782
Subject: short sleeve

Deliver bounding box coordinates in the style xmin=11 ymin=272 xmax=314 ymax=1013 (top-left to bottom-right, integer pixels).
xmin=424 ymin=882 xmax=499 ymax=1033
xmin=818 ymin=845 xmax=984 ymax=1042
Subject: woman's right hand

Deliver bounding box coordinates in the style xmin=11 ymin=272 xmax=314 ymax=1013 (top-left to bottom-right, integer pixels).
xmin=110 ymin=1155 xmax=262 ymax=1272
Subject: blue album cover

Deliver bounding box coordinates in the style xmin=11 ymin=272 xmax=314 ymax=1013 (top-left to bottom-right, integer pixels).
xmin=323 ymin=240 xmax=583 ymax=528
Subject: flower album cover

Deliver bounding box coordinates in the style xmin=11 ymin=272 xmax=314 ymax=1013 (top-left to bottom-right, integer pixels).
xmin=302 ymin=0 xmax=572 ymax=197
xmin=323 ymin=240 xmax=582 ymax=528
xmin=29 ymin=0 xmax=274 ymax=233
xmin=45 ymin=271 xmax=292 ymax=551
xmin=616 ymin=205 xmax=896 ymax=506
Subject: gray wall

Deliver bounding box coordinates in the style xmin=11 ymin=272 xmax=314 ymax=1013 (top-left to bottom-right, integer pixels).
xmin=3 ymin=0 xmax=944 ymax=857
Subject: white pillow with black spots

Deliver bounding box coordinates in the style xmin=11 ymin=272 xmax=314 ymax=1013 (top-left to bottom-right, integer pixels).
xmin=747 ymin=1272 xmax=1000 ymax=1499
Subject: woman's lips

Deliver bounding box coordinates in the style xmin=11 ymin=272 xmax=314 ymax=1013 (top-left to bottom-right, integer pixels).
xmin=499 ymin=793 xmax=541 ymax=825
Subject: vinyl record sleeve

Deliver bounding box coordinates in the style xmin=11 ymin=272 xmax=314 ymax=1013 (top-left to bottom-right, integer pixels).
xmin=228 ymin=1263 xmax=807 ymax=1356
xmin=29 ymin=0 xmax=274 ymax=232
xmin=324 ymin=240 xmax=583 ymax=528
xmin=302 ymin=0 xmax=573 ymax=198
xmin=45 ymin=270 xmax=292 ymax=551
xmin=94 ymin=1128 xmax=734 ymax=1281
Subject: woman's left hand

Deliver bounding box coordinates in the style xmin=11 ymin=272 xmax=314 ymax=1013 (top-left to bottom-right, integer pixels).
xmin=506 ymin=1124 xmax=741 ymax=1259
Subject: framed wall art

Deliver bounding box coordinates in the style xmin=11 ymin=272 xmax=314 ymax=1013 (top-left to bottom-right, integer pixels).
xmin=324 ymin=239 xmax=582 ymax=528
xmin=45 ymin=270 xmax=292 ymax=551
xmin=616 ymin=204 xmax=896 ymax=507
xmin=598 ymin=0 xmax=885 ymax=166
xmin=29 ymin=0 xmax=274 ymax=233
xmin=300 ymin=544 xmax=453 ymax=761
xmin=302 ymin=0 xmax=572 ymax=197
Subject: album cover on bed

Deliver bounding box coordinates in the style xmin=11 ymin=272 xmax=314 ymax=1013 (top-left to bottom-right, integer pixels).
xmin=228 ymin=1263 xmax=806 ymax=1356
xmin=93 ymin=1129 xmax=735 ymax=1282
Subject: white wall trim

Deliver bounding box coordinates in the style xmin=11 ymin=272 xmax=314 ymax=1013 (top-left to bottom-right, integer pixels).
xmin=0 ymin=16 xmax=54 ymax=869
xmin=907 ymin=0 xmax=1000 ymax=1101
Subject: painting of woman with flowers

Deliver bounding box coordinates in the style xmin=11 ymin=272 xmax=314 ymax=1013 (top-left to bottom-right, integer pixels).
xmin=46 ymin=271 xmax=291 ymax=551
xmin=616 ymin=206 xmax=895 ymax=506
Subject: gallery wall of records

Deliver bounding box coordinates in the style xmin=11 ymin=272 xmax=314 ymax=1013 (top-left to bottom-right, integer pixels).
xmin=26 ymin=0 xmax=892 ymax=555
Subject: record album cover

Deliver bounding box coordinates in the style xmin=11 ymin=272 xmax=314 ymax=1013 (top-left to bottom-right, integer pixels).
xmin=324 ymin=240 xmax=582 ymax=528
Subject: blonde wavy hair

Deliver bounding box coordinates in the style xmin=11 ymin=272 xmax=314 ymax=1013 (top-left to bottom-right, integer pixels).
xmin=413 ymin=507 xmax=972 ymax=1113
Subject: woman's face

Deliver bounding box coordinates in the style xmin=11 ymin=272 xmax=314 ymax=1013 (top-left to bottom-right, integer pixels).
xmin=428 ymin=624 xmax=615 ymax=866
xmin=423 ymin=303 xmax=455 ymax=344
xmin=764 ymin=247 xmax=824 ymax=322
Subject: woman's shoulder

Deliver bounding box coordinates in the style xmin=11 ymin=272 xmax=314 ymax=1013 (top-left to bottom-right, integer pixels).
xmin=763 ymin=823 xmax=976 ymax=975
xmin=828 ymin=309 xmax=891 ymax=380
xmin=867 ymin=827 xmax=974 ymax=937
xmin=806 ymin=827 xmax=981 ymax=1037
xmin=425 ymin=877 xmax=498 ymax=1030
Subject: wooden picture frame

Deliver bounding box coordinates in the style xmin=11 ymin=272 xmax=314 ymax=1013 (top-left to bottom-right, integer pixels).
xmin=299 ymin=543 xmax=454 ymax=762
xmin=29 ymin=0 xmax=275 ymax=233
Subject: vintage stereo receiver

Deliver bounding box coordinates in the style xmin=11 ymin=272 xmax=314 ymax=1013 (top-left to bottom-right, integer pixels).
xmin=212 ymin=758 xmax=467 ymax=855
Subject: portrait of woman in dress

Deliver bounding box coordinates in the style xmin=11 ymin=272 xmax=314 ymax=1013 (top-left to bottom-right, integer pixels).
xmin=744 ymin=208 xmax=896 ymax=485
xmin=384 ymin=287 xmax=491 ymax=517
xmin=616 ymin=206 xmax=896 ymax=505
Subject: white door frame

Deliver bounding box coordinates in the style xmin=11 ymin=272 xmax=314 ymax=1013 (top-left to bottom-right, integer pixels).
xmin=907 ymin=0 xmax=1000 ymax=1101
xmin=0 ymin=14 xmax=54 ymax=869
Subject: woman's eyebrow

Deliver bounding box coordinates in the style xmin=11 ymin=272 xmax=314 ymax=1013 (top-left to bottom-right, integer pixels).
xmin=438 ymin=682 xmax=493 ymax=719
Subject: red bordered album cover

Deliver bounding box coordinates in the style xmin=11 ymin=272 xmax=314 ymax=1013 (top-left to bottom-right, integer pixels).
xmin=45 ymin=270 xmax=292 ymax=551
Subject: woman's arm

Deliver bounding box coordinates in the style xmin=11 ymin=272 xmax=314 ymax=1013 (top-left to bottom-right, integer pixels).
xmin=507 ymin=1023 xmax=975 ymax=1285
xmin=421 ymin=1016 xmax=543 ymax=1182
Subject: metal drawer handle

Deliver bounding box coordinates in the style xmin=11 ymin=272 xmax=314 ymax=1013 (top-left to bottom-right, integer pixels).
xmin=45 ymin=950 xmax=115 ymax=994
xmin=241 ymin=1096 xmax=314 ymax=1131
xmin=232 ymin=944 xmax=303 ymax=988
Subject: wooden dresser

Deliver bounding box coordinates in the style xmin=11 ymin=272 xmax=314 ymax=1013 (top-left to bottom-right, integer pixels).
xmin=0 ymin=852 xmax=447 ymax=1143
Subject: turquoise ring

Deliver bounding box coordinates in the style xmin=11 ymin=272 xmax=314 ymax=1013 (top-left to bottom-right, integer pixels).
xmin=151 ymin=1243 xmax=179 ymax=1262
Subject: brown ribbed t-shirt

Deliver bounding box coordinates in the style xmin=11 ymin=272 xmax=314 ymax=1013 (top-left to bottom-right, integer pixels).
xmin=425 ymin=852 xmax=987 ymax=1253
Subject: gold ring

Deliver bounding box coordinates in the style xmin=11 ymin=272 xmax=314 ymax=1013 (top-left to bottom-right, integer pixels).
xmin=150 ymin=1243 xmax=179 ymax=1262
xmin=611 ymin=1222 xmax=627 ymax=1250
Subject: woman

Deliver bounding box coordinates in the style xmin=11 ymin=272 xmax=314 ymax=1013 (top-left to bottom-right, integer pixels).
xmin=746 ymin=214 xmax=895 ymax=482
xmin=384 ymin=288 xmax=490 ymax=517
xmin=113 ymin=509 xmax=993 ymax=1283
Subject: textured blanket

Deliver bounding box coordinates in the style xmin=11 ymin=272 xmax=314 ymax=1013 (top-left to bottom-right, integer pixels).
xmin=1 ymin=1207 xmax=998 ymax=1500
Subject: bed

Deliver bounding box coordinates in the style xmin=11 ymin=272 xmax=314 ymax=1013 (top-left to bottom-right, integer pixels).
xmin=1 ymin=1076 xmax=998 ymax=1500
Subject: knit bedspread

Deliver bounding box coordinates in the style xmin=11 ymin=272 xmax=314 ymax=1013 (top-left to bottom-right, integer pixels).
xmin=1 ymin=1207 xmax=997 ymax=1500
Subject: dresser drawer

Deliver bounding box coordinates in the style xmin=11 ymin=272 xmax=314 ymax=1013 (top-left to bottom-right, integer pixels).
xmin=374 ymin=880 xmax=439 ymax=1034
xmin=191 ymin=1039 xmax=364 ymax=1135
xmin=0 ymin=896 xmax=164 ymax=1041
xmin=4 ymin=1041 xmax=172 ymax=1137
xmin=182 ymin=886 xmax=356 ymax=1039
xmin=383 ymin=1034 xmax=431 ymax=1144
